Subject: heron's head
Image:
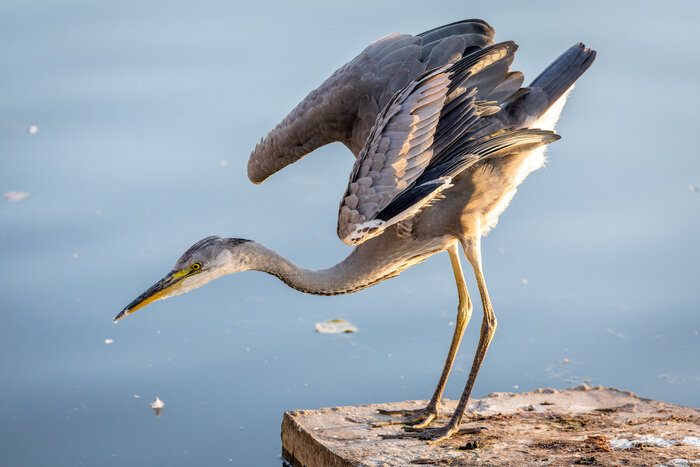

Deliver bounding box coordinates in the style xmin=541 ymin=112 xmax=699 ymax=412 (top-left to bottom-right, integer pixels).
xmin=114 ymin=236 xmax=253 ymax=323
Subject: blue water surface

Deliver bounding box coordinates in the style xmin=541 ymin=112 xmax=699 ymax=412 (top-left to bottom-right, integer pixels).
xmin=1 ymin=1 xmax=699 ymax=465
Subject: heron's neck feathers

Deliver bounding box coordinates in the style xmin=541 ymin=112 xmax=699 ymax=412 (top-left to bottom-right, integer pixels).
xmin=240 ymin=241 xmax=400 ymax=296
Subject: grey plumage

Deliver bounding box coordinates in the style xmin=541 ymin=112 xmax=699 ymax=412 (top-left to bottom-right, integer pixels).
xmin=118 ymin=20 xmax=595 ymax=443
xmin=247 ymin=20 xmax=495 ymax=184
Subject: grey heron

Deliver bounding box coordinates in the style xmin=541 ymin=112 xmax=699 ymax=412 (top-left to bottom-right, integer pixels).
xmin=114 ymin=19 xmax=595 ymax=443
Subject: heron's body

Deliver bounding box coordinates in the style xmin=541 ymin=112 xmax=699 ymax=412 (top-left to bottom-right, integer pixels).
xmin=116 ymin=20 xmax=595 ymax=443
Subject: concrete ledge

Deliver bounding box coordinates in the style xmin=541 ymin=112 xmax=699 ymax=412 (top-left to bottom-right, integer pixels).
xmin=281 ymin=385 xmax=699 ymax=466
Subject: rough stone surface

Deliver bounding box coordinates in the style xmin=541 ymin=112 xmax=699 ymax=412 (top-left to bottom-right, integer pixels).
xmin=281 ymin=385 xmax=699 ymax=466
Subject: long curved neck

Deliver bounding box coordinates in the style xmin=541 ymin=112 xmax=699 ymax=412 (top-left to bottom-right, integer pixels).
xmin=243 ymin=242 xmax=398 ymax=296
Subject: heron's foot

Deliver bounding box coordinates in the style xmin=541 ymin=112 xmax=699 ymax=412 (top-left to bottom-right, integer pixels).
xmin=374 ymin=404 xmax=439 ymax=428
xmin=380 ymin=424 xmax=486 ymax=443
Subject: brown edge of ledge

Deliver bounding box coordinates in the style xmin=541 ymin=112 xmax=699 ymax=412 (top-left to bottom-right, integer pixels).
xmin=281 ymin=411 xmax=355 ymax=467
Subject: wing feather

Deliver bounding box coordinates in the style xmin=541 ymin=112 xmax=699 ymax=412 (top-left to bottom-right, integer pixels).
xmin=338 ymin=42 xmax=530 ymax=245
xmin=247 ymin=20 xmax=495 ymax=183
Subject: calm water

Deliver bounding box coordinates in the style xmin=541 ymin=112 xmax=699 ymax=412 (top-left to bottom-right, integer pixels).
xmin=2 ymin=1 xmax=699 ymax=465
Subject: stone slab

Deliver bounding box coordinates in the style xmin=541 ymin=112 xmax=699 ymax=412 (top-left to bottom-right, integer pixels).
xmin=281 ymin=385 xmax=699 ymax=466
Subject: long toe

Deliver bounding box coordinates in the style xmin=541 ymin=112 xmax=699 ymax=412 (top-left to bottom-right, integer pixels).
xmin=374 ymin=405 xmax=439 ymax=427
xmin=411 ymin=412 xmax=436 ymax=428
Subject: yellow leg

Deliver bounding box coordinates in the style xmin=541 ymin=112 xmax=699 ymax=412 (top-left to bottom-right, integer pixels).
xmin=376 ymin=242 xmax=473 ymax=428
xmin=407 ymin=236 xmax=497 ymax=443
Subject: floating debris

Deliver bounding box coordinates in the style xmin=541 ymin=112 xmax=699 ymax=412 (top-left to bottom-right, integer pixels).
xmin=4 ymin=191 xmax=29 ymax=202
xmin=72 ymin=252 xmax=79 ymax=259
xmin=151 ymin=397 xmax=164 ymax=409
xmin=133 ymin=394 xmax=141 ymax=399
xmin=521 ymin=278 xmax=528 ymax=285
xmin=27 ymin=125 xmax=38 ymax=134
xmin=560 ymin=358 xmax=569 ymax=364
xmin=219 ymin=159 xmax=228 ymax=167
xmin=605 ymin=328 xmax=628 ymax=339
xmin=104 ymin=338 xmax=114 ymax=344
xmin=690 ymin=185 xmax=699 ymax=193
xmin=315 ymin=319 xmax=358 ymax=334
xmin=151 ymin=396 xmax=164 ymax=416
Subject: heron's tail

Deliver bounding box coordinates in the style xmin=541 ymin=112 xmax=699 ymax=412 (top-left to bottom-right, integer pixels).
xmin=529 ymin=42 xmax=596 ymax=115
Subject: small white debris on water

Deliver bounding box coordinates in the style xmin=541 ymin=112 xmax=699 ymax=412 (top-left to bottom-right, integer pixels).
xmin=315 ymin=319 xmax=358 ymax=334
xmin=104 ymin=339 xmax=114 ymax=344
xmin=521 ymin=278 xmax=528 ymax=285
xmin=610 ymin=435 xmax=700 ymax=450
xmin=151 ymin=397 xmax=164 ymax=409
xmin=219 ymin=159 xmax=228 ymax=167
xmin=27 ymin=125 xmax=38 ymax=134
xmin=606 ymin=328 xmax=628 ymax=339
xmin=690 ymin=185 xmax=699 ymax=193
xmin=4 ymin=191 xmax=29 ymax=202
xmin=133 ymin=394 xmax=141 ymax=399
xmin=72 ymin=252 xmax=79 ymax=259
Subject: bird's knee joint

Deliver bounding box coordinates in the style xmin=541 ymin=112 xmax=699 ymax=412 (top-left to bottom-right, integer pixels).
xmin=485 ymin=315 xmax=497 ymax=332
xmin=458 ymin=303 xmax=473 ymax=317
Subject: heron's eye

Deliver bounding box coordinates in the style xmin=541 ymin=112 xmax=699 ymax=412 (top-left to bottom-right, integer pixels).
xmin=191 ymin=262 xmax=202 ymax=271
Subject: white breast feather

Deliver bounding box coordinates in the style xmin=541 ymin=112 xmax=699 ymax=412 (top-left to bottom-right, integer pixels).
xmin=482 ymin=86 xmax=574 ymax=234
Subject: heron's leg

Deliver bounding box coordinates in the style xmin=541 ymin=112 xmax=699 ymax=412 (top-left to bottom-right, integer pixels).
xmin=408 ymin=237 xmax=496 ymax=443
xmin=376 ymin=243 xmax=473 ymax=428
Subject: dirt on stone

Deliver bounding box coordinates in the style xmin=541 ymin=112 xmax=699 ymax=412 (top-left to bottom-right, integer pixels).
xmin=282 ymin=385 xmax=700 ymax=467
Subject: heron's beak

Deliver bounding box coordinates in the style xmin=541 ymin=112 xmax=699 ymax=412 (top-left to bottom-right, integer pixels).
xmin=114 ymin=269 xmax=188 ymax=323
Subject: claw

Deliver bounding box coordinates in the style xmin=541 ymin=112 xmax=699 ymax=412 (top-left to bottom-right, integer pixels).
xmin=411 ymin=412 xmax=436 ymax=428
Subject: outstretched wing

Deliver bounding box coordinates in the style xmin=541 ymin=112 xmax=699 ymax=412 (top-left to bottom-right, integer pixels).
xmin=247 ymin=20 xmax=495 ymax=184
xmin=337 ymin=43 xmax=561 ymax=245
